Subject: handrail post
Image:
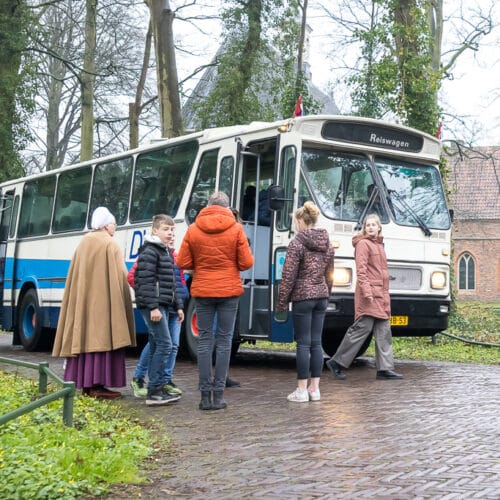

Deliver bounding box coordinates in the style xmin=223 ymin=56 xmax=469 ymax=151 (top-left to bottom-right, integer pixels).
xmin=38 ymin=362 xmax=49 ymax=393
xmin=62 ymin=381 xmax=75 ymax=427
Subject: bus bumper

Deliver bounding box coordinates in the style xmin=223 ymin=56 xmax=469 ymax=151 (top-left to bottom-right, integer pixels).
xmin=324 ymin=294 xmax=450 ymax=336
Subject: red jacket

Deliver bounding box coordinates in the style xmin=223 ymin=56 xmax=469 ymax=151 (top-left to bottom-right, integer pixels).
xmin=353 ymin=234 xmax=390 ymax=320
xmin=177 ymin=205 xmax=254 ymax=298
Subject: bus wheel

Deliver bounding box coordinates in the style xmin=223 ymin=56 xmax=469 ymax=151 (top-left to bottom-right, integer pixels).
xmin=184 ymin=299 xmax=199 ymax=361
xmin=183 ymin=299 xmax=241 ymax=362
xmin=18 ymin=289 xmax=43 ymax=352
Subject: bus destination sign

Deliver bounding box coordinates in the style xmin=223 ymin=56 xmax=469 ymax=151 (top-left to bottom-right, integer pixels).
xmin=322 ymin=121 xmax=424 ymax=153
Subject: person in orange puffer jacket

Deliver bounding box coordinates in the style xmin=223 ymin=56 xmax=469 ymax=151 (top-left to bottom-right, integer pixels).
xmin=177 ymin=192 xmax=254 ymax=411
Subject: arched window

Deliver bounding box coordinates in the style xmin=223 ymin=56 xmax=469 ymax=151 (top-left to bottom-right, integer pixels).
xmin=458 ymin=253 xmax=475 ymax=290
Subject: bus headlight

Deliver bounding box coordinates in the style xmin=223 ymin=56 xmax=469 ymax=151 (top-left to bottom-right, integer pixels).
xmin=431 ymin=271 xmax=446 ymax=289
xmin=333 ymin=267 xmax=352 ymax=287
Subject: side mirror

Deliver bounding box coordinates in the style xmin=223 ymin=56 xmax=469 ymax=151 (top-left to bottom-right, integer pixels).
xmin=449 ymin=209 xmax=454 ymax=222
xmin=268 ymin=184 xmax=289 ymax=211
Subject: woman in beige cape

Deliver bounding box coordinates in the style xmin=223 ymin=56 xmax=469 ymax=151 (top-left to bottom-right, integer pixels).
xmin=52 ymin=207 xmax=135 ymax=398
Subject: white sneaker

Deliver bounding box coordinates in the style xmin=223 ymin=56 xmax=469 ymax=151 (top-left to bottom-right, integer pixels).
xmin=308 ymin=388 xmax=321 ymax=401
xmin=287 ymin=388 xmax=309 ymax=402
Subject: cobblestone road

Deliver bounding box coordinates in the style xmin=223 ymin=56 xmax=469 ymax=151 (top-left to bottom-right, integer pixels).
xmin=1 ymin=335 xmax=499 ymax=499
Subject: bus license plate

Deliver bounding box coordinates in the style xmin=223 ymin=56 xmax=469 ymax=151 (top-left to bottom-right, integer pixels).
xmin=390 ymin=316 xmax=408 ymax=326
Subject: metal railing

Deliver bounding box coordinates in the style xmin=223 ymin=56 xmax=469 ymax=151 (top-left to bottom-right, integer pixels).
xmin=0 ymin=357 xmax=75 ymax=427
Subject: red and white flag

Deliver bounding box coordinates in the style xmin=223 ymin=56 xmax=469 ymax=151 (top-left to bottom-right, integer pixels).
xmin=435 ymin=120 xmax=443 ymax=139
xmin=292 ymin=95 xmax=303 ymax=118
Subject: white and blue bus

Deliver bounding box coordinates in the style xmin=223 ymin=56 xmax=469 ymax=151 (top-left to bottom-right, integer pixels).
xmin=0 ymin=115 xmax=451 ymax=358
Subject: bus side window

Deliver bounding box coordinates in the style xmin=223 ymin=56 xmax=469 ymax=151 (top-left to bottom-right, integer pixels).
xmin=131 ymin=141 xmax=198 ymax=223
xmin=18 ymin=177 xmax=56 ymax=238
xmin=90 ymin=157 xmax=132 ymax=226
xmin=186 ymin=149 xmax=218 ymax=224
xmin=53 ymin=166 xmax=92 ymax=233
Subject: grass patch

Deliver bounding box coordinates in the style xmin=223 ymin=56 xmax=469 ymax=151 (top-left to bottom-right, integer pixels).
xmin=243 ymin=301 xmax=499 ymax=365
xmin=0 ymin=371 xmax=162 ymax=499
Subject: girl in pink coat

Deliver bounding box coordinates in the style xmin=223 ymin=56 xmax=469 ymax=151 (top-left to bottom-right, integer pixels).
xmin=325 ymin=214 xmax=403 ymax=380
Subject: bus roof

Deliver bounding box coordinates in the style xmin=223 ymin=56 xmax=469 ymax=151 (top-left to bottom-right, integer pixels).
xmin=2 ymin=115 xmax=440 ymax=188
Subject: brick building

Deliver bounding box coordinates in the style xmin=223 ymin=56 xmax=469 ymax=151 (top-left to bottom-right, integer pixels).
xmin=446 ymin=146 xmax=500 ymax=301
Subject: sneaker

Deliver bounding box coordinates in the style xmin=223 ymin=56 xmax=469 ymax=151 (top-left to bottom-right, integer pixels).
xmin=146 ymin=389 xmax=181 ymax=406
xmin=308 ymin=388 xmax=321 ymax=402
xmin=287 ymin=388 xmax=309 ymax=403
xmin=131 ymin=378 xmax=147 ymax=398
xmin=164 ymin=382 xmax=183 ymax=396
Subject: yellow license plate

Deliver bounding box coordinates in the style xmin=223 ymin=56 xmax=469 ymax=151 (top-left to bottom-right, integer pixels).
xmin=390 ymin=315 xmax=408 ymax=326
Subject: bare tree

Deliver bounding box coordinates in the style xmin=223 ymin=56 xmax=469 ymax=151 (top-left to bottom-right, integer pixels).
xmin=145 ymin=0 xmax=183 ymax=138
xmin=80 ymin=0 xmax=97 ymax=161
xmin=129 ymin=22 xmax=154 ymax=149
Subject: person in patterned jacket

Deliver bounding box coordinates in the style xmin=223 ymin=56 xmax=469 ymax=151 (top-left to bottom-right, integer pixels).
xmin=277 ymin=201 xmax=335 ymax=403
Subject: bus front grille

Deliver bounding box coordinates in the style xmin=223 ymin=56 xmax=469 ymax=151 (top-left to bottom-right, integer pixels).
xmin=388 ymin=267 xmax=422 ymax=290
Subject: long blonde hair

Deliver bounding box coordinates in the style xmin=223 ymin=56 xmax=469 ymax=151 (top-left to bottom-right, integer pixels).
xmin=361 ymin=213 xmax=382 ymax=236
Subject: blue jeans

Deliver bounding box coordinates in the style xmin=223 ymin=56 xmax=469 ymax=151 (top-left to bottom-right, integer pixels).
xmin=292 ymin=298 xmax=328 ymax=379
xmin=196 ymin=297 xmax=239 ymax=392
xmin=134 ymin=311 xmax=181 ymax=383
xmin=140 ymin=307 xmax=172 ymax=391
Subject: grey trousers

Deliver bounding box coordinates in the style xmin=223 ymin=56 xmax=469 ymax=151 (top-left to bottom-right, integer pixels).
xmin=333 ymin=315 xmax=395 ymax=371
xmin=196 ymin=296 xmax=239 ymax=392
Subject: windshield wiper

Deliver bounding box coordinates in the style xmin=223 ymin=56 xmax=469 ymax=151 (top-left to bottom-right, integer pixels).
xmin=355 ymin=185 xmax=380 ymax=230
xmin=388 ymin=190 xmax=432 ymax=236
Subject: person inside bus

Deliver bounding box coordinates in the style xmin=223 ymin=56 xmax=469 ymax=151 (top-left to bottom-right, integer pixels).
xmin=241 ymin=185 xmax=256 ymax=221
xmin=257 ymin=187 xmax=272 ymax=226
xmin=52 ymin=206 xmax=136 ymax=399
xmin=325 ymin=213 xmax=403 ymax=381
xmin=276 ymin=201 xmax=335 ymax=403
xmin=177 ymin=192 xmax=254 ymax=411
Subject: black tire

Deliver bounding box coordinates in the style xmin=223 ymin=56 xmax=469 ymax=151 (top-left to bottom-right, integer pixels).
xmin=322 ymin=330 xmax=343 ymax=357
xmin=182 ymin=298 xmax=240 ymax=362
xmin=18 ymin=289 xmax=44 ymax=351
xmin=322 ymin=330 xmax=372 ymax=358
xmin=184 ymin=298 xmax=199 ymax=361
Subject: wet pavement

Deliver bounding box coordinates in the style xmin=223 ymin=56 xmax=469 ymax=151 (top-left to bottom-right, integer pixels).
xmin=1 ymin=333 xmax=499 ymax=499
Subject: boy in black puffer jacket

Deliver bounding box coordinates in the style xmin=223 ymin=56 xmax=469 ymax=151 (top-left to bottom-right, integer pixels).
xmin=134 ymin=214 xmax=184 ymax=406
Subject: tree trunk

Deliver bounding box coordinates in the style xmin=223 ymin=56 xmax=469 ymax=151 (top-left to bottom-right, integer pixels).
xmin=80 ymin=0 xmax=97 ymax=162
xmin=0 ymin=0 xmax=26 ymax=181
xmin=129 ymin=22 xmax=153 ymax=149
xmin=428 ymin=0 xmax=443 ymax=73
xmin=295 ymin=0 xmax=308 ymax=89
xmin=146 ymin=0 xmax=182 ymax=138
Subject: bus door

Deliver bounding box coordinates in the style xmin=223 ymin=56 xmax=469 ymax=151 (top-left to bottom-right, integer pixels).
xmin=237 ymin=138 xmax=279 ymax=341
xmin=0 ymin=190 xmax=16 ymax=329
xmin=270 ymin=142 xmax=298 ymax=343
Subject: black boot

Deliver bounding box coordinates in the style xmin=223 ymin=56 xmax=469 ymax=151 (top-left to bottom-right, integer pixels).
xmin=225 ymin=377 xmax=241 ymax=388
xmin=212 ymin=390 xmax=227 ymax=410
xmin=199 ymin=391 xmax=212 ymax=410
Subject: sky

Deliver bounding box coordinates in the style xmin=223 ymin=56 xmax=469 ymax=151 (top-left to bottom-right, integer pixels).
xmin=304 ymin=1 xmax=500 ymax=146
xmin=175 ymin=0 xmax=500 ymax=147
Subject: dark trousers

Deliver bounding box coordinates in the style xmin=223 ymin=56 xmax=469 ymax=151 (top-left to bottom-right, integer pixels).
xmin=292 ymin=298 xmax=328 ymax=379
xmin=196 ymin=296 xmax=239 ymax=391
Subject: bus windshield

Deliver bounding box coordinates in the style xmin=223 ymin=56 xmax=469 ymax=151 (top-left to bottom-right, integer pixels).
xmin=376 ymin=157 xmax=450 ymax=230
xmin=300 ymin=147 xmax=388 ymax=222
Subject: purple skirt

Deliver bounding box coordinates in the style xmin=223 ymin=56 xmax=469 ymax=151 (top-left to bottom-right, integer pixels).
xmin=64 ymin=349 xmax=127 ymax=389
